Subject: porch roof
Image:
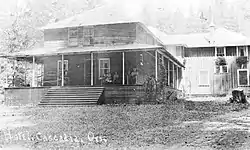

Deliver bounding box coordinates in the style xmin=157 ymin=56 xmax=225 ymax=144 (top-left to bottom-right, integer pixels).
xmin=1 ymin=43 xmax=184 ymax=67
xmin=3 ymin=44 xmax=162 ymax=57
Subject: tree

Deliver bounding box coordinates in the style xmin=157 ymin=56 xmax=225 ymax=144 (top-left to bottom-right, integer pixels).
xmin=0 ymin=0 xmax=103 ymax=87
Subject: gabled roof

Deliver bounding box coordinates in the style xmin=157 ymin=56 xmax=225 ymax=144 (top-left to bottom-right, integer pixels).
xmin=41 ymin=3 xmax=148 ymax=30
xmin=158 ymin=27 xmax=248 ymax=48
xmin=147 ymin=26 xmax=186 ymax=46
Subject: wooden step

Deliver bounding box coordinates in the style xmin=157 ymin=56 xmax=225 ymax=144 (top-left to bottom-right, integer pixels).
xmin=39 ymin=87 xmax=104 ymax=106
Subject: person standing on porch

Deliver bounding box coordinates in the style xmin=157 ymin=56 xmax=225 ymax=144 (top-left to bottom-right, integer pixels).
xmin=130 ymin=68 xmax=138 ymax=85
xmin=113 ymin=72 xmax=119 ymax=84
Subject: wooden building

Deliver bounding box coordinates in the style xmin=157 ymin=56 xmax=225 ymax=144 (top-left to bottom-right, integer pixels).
xmin=3 ymin=5 xmax=184 ymax=106
xmin=162 ymin=26 xmax=250 ymax=96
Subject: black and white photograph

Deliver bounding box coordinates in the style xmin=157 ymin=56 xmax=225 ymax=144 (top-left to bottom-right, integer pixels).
xmin=1 ymin=0 xmax=250 ymax=149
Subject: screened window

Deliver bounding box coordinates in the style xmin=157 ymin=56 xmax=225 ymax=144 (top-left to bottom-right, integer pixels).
xmin=226 ymin=47 xmax=236 ymax=56
xmin=68 ymin=27 xmax=78 ymax=46
xmin=216 ymin=47 xmax=225 ymax=57
xmin=238 ymin=46 xmax=247 ymax=57
xmin=238 ymin=69 xmax=249 ymax=86
xmin=199 ymin=70 xmax=209 ymax=86
xmin=214 ymin=65 xmax=228 ymax=74
xmin=57 ymin=60 xmax=69 ymax=72
xmin=99 ymin=58 xmax=110 ymax=77
xmin=82 ymin=27 xmax=94 ymax=46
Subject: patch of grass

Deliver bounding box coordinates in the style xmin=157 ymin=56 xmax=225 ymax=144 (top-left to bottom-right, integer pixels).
xmin=6 ymin=100 xmax=232 ymax=149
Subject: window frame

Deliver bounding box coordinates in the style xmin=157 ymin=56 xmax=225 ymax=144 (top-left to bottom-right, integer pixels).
xmin=82 ymin=27 xmax=94 ymax=46
xmin=68 ymin=27 xmax=78 ymax=46
xmin=216 ymin=47 xmax=225 ymax=57
xmin=99 ymin=58 xmax=110 ymax=78
xmin=199 ymin=70 xmax=210 ymax=86
xmin=237 ymin=69 xmax=249 ymax=86
xmin=57 ymin=60 xmax=69 ymax=73
xmin=214 ymin=65 xmax=228 ymax=74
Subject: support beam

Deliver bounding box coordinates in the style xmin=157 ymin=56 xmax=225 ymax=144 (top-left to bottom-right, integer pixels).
xmin=25 ymin=59 xmax=27 ymax=86
xmin=168 ymin=59 xmax=170 ymax=86
xmin=215 ymin=47 xmax=217 ymax=57
xmin=155 ymin=50 xmax=158 ymax=81
xmin=61 ymin=54 xmax=64 ymax=86
xmin=91 ymin=53 xmax=94 ymax=86
xmin=173 ymin=63 xmax=175 ymax=88
xmin=122 ymin=52 xmax=125 ymax=85
xmin=224 ymin=47 xmax=226 ymax=56
xmin=161 ymin=54 xmax=164 ymax=65
xmin=177 ymin=66 xmax=179 ymax=89
xmin=246 ymin=46 xmax=249 ymax=57
xmin=32 ymin=56 xmax=35 ymax=87
xmin=236 ymin=46 xmax=239 ymax=57
xmin=157 ymin=50 xmax=180 ymax=67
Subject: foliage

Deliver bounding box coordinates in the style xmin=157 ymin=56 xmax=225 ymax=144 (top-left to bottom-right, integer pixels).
xmin=215 ymin=57 xmax=227 ymax=66
xmin=143 ymin=63 xmax=177 ymax=104
xmin=236 ymin=56 xmax=248 ymax=68
xmin=0 ymin=0 xmax=102 ymax=87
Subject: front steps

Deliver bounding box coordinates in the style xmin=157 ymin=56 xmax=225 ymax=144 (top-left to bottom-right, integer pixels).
xmin=39 ymin=87 xmax=104 ymax=106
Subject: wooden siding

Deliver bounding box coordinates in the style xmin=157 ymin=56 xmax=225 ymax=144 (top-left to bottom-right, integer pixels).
xmin=43 ymin=23 xmax=138 ymax=48
xmin=135 ymin=24 xmax=159 ymax=45
xmin=184 ymin=47 xmax=215 ymax=57
xmin=184 ymin=57 xmax=238 ymax=95
xmin=4 ymin=87 xmax=50 ymax=106
xmin=42 ymin=54 xmax=91 ymax=86
xmin=4 ymin=85 xmax=182 ymax=106
xmin=44 ymin=41 xmax=67 ymax=49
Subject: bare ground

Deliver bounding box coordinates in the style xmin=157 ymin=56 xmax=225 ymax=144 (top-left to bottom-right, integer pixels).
xmin=0 ymin=98 xmax=250 ymax=150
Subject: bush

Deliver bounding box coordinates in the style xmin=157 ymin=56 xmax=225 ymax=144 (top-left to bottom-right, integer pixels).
xmin=215 ymin=57 xmax=227 ymax=66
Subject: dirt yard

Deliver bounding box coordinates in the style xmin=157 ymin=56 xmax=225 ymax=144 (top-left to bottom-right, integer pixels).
xmin=0 ymin=98 xmax=250 ymax=150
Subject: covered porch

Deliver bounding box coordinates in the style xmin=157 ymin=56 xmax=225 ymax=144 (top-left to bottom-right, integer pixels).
xmin=3 ymin=44 xmax=184 ymax=106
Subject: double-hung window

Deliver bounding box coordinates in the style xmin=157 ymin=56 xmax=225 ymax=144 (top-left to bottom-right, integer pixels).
xmin=68 ymin=27 xmax=78 ymax=46
xmin=99 ymin=58 xmax=110 ymax=77
xmin=199 ymin=70 xmax=209 ymax=87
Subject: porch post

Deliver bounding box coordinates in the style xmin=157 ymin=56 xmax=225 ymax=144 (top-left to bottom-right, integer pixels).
xmin=25 ymin=58 xmax=27 ymax=85
xmin=32 ymin=56 xmax=35 ymax=87
xmin=177 ymin=66 xmax=179 ymax=89
xmin=215 ymin=47 xmax=217 ymax=57
xmin=236 ymin=46 xmax=239 ymax=56
xmin=61 ymin=54 xmax=64 ymax=86
xmin=224 ymin=47 xmax=226 ymax=56
xmin=168 ymin=59 xmax=170 ymax=86
xmin=246 ymin=46 xmax=249 ymax=57
xmin=122 ymin=52 xmax=125 ymax=85
xmin=91 ymin=52 xmax=94 ymax=86
xmin=155 ymin=50 xmax=158 ymax=81
xmin=173 ymin=63 xmax=175 ymax=88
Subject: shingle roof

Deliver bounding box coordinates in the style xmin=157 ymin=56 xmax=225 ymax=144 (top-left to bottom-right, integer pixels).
xmin=41 ymin=3 xmax=148 ymax=30
xmin=153 ymin=27 xmax=248 ymax=47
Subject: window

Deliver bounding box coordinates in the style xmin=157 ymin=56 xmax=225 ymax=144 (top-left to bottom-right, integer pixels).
xmin=237 ymin=69 xmax=249 ymax=86
xmin=216 ymin=47 xmax=225 ymax=56
xmin=57 ymin=60 xmax=69 ymax=73
xmin=82 ymin=27 xmax=94 ymax=46
xmin=199 ymin=70 xmax=209 ymax=86
xmin=99 ymin=58 xmax=110 ymax=77
xmin=238 ymin=46 xmax=247 ymax=57
xmin=68 ymin=27 xmax=78 ymax=46
xmin=214 ymin=65 xmax=228 ymax=74
xmin=226 ymin=47 xmax=236 ymax=56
